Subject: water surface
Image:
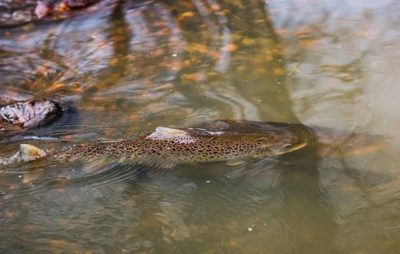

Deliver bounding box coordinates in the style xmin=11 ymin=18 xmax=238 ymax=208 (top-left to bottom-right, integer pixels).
xmin=1 ymin=0 xmax=400 ymax=253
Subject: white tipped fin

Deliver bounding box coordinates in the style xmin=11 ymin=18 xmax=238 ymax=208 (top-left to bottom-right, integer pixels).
xmin=19 ymin=144 xmax=47 ymax=162
xmin=155 ymin=127 xmax=187 ymax=135
xmin=146 ymin=127 xmax=196 ymax=144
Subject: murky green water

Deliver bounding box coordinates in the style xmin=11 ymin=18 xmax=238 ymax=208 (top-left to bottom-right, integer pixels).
xmin=1 ymin=0 xmax=400 ymax=253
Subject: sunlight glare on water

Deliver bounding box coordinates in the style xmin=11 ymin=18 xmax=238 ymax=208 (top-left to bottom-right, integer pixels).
xmin=0 ymin=0 xmax=400 ymax=253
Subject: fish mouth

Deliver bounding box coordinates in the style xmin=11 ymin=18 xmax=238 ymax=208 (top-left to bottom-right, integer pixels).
xmin=279 ymin=142 xmax=308 ymax=154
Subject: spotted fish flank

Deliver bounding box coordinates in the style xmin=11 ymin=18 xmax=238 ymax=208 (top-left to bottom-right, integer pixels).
xmin=0 ymin=120 xmax=385 ymax=168
xmin=0 ymin=120 xmax=312 ymax=168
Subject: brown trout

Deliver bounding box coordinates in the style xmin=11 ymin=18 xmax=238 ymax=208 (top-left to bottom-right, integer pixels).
xmin=0 ymin=120 xmax=385 ymax=168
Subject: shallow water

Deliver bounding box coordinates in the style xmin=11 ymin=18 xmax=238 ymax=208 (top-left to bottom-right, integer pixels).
xmin=1 ymin=0 xmax=400 ymax=253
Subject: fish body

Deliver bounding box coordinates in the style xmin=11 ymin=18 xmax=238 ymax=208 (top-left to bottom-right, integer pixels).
xmin=0 ymin=120 xmax=384 ymax=168
xmin=49 ymin=120 xmax=313 ymax=168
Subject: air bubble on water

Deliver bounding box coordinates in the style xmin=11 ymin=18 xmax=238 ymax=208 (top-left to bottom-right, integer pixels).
xmin=206 ymin=180 xmax=210 ymax=183
xmin=172 ymin=53 xmax=178 ymax=57
xmin=248 ymin=227 xmax=253 ymax=232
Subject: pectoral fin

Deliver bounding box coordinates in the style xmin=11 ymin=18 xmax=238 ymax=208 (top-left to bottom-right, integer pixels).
xmin=137 ymin=157 xmax=179 ymax=171
xmin=226 ymin=158 xmax=246 ymax=166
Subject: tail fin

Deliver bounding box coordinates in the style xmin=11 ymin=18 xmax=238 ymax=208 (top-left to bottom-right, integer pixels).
xmin=1 ymin=144 xmax=47 ymax=166
xmin=18 ymin=144 xmax=47 ymax=162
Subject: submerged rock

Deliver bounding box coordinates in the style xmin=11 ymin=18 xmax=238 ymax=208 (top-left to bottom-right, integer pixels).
xmin=0 ymin=0 xmax=36 ymax=27
xmin=63 ymin=0 xmax=99 ymax=8
xmin=0 ymin=0 xmax=105 ymax=27
xmin=35 ymin=0 xmax=100 ymax=15
xmin=0 ymin=99 xmax=62 ymax=134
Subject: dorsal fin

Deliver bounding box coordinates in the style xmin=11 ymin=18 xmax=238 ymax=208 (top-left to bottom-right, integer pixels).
xmin=145 ymin=127 xmax=196 ymax=143
xmin=154 ymin=127 xmax=187 ymax=135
